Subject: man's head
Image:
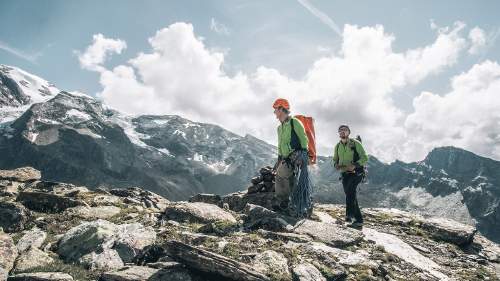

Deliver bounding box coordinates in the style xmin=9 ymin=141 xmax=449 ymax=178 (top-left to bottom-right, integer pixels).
xmin=338 ymin=125 xmax=350 ymax=140
xmin=273 ymin=98 xmax=290 ymax=122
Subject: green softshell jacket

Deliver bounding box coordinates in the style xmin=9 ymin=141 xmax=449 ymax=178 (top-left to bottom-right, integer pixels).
xmin=333 ymin=138 xmax=368 ymax=167
xmin=277 ymin=117 xmax=308 ymax=158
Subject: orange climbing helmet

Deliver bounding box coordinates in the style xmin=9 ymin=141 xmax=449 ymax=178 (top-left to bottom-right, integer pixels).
xmin=272 ymin=98 xmax=290 ymax=110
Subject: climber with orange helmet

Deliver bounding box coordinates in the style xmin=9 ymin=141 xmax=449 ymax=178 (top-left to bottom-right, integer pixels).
xmin=272 ymin=98 xmax=309 ymax=212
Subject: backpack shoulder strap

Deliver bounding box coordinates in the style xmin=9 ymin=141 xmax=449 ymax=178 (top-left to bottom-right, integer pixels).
xmin=349 ymin=139 xmax=360 ymax=163
xmin=289 ymin=117 xmax=301 ymax=151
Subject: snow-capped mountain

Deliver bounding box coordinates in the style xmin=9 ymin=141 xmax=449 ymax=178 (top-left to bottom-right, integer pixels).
xmin=0 ymin=64 xmax=276 ymax=201
xmin=0 ymin=64 xmax=59 ymax=123
xmin=1 ymin=64 xmax=499 ymax=243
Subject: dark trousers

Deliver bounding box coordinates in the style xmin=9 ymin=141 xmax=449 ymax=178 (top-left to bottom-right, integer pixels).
xmin=342 ymin=172 xmax=363 ymax=223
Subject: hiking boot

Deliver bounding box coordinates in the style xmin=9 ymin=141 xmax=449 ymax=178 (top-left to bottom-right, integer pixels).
xmin=348 ymin=221 xmax=363 ymax=229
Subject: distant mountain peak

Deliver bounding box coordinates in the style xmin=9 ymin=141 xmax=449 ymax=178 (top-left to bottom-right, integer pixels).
xmin=1 ymin=64 xmax=60 ymax=124
xmin=0 ymin=64 xmax=59 ymax=105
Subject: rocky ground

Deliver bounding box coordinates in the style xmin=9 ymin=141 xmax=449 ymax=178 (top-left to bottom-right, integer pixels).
xmin=1 ymin=167 xmax=500 ymax=281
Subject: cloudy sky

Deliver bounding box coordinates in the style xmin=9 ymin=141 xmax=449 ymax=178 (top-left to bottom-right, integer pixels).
xmin=1 ymin=0 xmax=500 ymax=163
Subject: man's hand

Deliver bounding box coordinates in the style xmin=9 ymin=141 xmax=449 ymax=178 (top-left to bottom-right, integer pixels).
xmin=346 ymin=164 xmax=356 ymax=172
xmin=334 ymin=163 xmax=340 ymax=170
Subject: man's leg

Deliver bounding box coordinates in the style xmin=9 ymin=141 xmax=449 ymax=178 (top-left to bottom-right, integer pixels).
xmin=352 ymin=174 xmax=364 ymax=223
xmin=275 ymin=161 xmax=293 ymax=208
xmin=342 ymin=174 xmax=355 ymax=222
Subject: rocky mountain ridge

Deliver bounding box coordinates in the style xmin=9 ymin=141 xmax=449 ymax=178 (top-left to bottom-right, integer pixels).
xmin=1 ymin=167 xmax=500 ymax=281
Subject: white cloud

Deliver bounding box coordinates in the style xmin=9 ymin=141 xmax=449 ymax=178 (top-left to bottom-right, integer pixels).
xmin=78 ymin=21 xmax=474 ymax=162
xmin=430 ymin=19 xmax=438 ymax=31
xmin=405 ymin=60 xmax=500 ymax=160
xmin=210 ymin=18 xmax=230 ymax=35
xmin=468 ymin=27 xmax=487 ymax=54
xmin=77 ymin=34 xmax=127 ymax=71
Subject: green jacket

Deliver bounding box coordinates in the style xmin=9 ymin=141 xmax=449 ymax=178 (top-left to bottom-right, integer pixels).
xmin=277 ymin=117 xmax=308 ymax=157
xmin=333 ymin=138 xmax=368 ymax=167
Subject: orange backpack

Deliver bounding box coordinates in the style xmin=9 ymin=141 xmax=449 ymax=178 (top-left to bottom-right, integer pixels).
xmin=294 ymin=115 xmax=317 ymax=165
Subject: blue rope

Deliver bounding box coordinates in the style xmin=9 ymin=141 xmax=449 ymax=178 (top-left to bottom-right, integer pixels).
xmin=290 ymin=150 xmax=313 ymax=218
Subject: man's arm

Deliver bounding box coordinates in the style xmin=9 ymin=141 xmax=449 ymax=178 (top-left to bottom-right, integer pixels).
xmin=333 ymin=143 xmax=340 ymax=170
xmin=274 ymin=126 xmax=282 ymax=171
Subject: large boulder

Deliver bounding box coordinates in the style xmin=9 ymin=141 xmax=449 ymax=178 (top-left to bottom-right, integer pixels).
xmin=164 ymin=202 xmax=236 ymax=224
xmin=222 ymin=192 xmax=275 ymax=212
xmin=291 ymin=263 xmax=326 ymax=281
xmin=16 ymin=227 xmax=47 ymax=253
xmin=252 ymin=250 xmax=290 ymax=278
xmin=79 ymin=249 xmax=124 ymax=271
xmin=188 ymin=194 xmax=222 ymax=206
xmin=362 ymin=227 xmax=449 ymax=280
xmin=0 ymin=230 xmax=18 ymax=277
xmin=63 ymin=206 xmax=121 ymax=220
xmin=164 ymin=240 xmax=269 ymax=281
xmin=99 ymin=265 xmax=194 ymax=281
xmin=113 ymin=223 xmax=157 ymax=263
xmin=473 ymin=234 xmax=500 ymax=262
xmin=24 ymin=181 xmax=89 ymax=197
xmin=421 ymin=217 xmax=477 ymax=246
xmin=293 ymin=220 xmax=364 ymax=248
xmin=17 ymin=191 xmax=86 ymax=213
xmin=7 ymin=272 xmax=74 ymax=281
xmin=364 ymin=207 xmax=477 ymax=246
xmin=0 ymin=180 xmax=22 ymax=197
xmin=109 ymin=187 xmax=169 ymax=211
xmin=0 ymin=167 xmax=41 ymax=182
xmin=243 ymin=204 xmax=294 ymax=232
xmin=301 ymin=242 xmax=377 ymax=269
xmin=57 ymin=219 xmax=156 ymax=270
xmin=57 ymin=219 xmax=117 ymax=262
xmin=99 ymin=266 xmax=159 ymax=281
xmin=12 ymin=247 xmax=54 ymax=273
xmin=0 ymin=201 xmax=31 ymax=233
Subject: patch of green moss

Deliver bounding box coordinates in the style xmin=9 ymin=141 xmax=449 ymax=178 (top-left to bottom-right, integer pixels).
xmin=107 ymin=207 xmax=139 ymax=224
xmin=313 ymin=262 xmax=345 ymax=281
xmin=268 ymin=271 xmax=291 ymax=281
xmin=198 ymin=220 xmax=239 ymax=236
xmin=281 ymin=246 xmax=301 ymax=265
xmin=221 ymin=242 xmax=243 ymax=260
xmin=10 ymin=232 xmax=24 ymax=244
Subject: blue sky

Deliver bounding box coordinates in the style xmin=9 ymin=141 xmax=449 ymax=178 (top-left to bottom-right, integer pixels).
xmin=2 ymin=1 xmax=498 ymax=97
xmin=1 ymin=1 xmax=500 ymax=162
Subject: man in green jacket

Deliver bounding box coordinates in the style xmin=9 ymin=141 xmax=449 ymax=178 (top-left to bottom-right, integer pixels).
xmin=272 ymin=98 xmax=309 ymax=211
xmin=333 ymin=125 xmax=368 ymax=227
